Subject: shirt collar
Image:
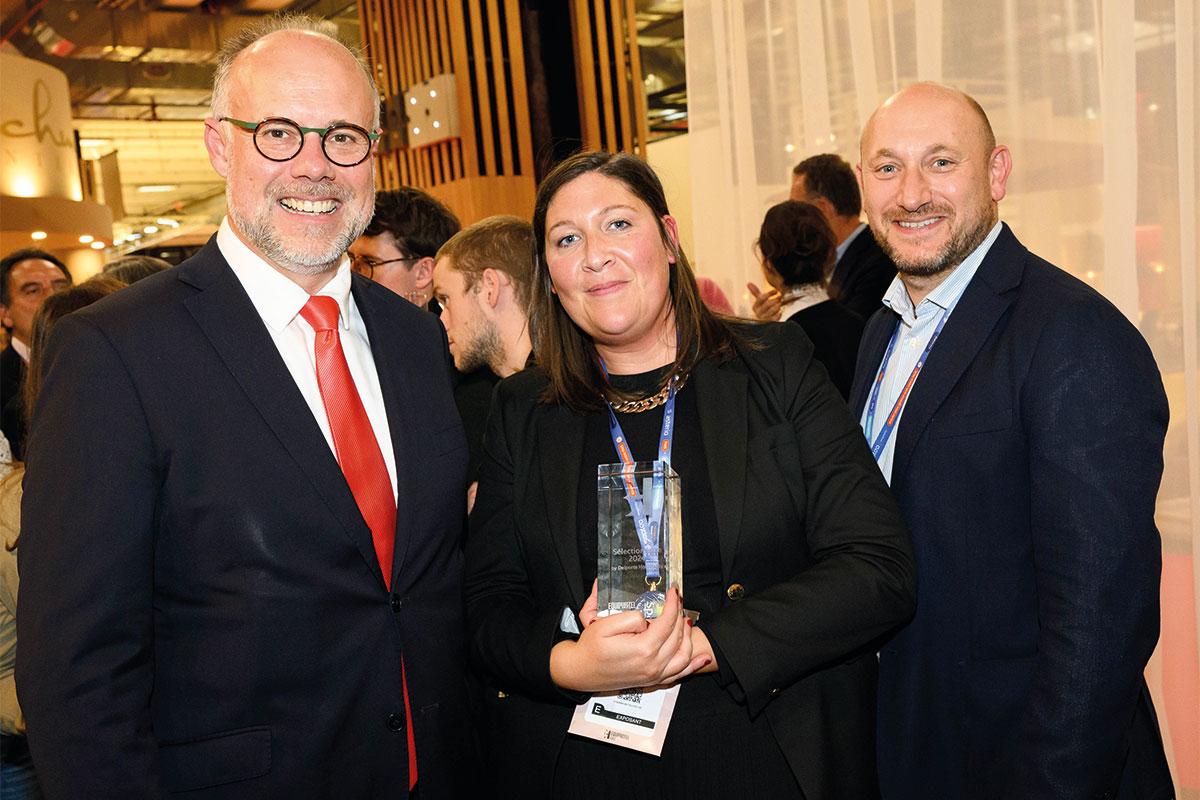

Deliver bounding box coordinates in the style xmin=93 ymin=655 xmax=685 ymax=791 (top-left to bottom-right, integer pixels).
xmin=779 ymin=283 xmax=831 ymax=316
xmin=881 ymin=220 xmax=1003 ymax=326
xmin=836 ymin=222 xmax=868 ymax=263
xmin=10 ymin=337 xmax=30 ymax=363
xmin=217 ymin=217 xmax=354 ymax=332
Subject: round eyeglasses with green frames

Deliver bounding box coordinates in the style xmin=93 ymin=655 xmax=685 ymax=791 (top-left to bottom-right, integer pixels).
xmin=220 ymin=117 xmax=381 ymax=167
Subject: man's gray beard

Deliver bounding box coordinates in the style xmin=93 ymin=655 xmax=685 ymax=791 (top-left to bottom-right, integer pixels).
xmin=457 ymin=316 xmax=505 ymax=376
xmin=879 ymin=206 xmax=996 ymax=279
xmin=226 ymin=185 xmax=373 ymax=277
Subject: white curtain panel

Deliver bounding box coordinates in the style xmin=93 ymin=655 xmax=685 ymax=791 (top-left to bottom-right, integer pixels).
xmin=683 ymin=0 xmax=1199 ymax=791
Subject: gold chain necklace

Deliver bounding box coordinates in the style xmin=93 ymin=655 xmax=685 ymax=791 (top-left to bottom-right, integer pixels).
xmin=606 ymin=371 xmax=689 ymax=414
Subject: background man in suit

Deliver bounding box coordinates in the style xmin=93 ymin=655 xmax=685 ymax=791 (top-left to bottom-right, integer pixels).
xmin=750 ymin=153 xmax=896 ymax=321
xmin=0 ymin=249 xmax=72 ymax=455
xmin=351 ymin=186 xmax=460 ymax=308
xmin=850 ymin=82 xmax=1173 ymax=799
xmin=354 ymin=187 xmax=495 ymax=487
xmin=17 ymin=16 xmax=471 ymax=798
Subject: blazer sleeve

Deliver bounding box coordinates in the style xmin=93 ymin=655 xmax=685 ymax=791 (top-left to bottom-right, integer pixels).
xmin=464 ymin=380 xmax=587 ymax=705
xmin=1003 ymin=298 xmax=1168 ymax=797
xmin=16 ymin=314 xmax=169 ymax=798
xmin=700 ymin=325 xmax=918 ymax=716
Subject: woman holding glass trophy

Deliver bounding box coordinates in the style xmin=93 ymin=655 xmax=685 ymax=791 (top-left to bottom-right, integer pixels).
xmin=465 ymin=151 xmax=916 ymax=799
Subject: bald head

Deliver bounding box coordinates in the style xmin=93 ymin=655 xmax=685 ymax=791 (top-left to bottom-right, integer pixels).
xmin=862 ymin=82 xmax=995 ymax=163
xmin=856 ymin=82 xmax=1011 ymax=295
xmin=211 ymin=16 xmax=379 ymax=129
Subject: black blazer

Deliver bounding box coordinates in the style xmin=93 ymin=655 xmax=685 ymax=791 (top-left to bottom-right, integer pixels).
xmin=466 ymin=322 xmax=916 ymax=799
xmin=0 ymin=344 xmax=26 ymax=456
xmin=850 ymin=224 xmax=1173 ymax=799
xmin=830 ymin=227 xmax=897 ymax=319
xmin=17 ymin=239 xmax=473 ymax=798
xmin=785 ymin=299 xmax=863 ymax=400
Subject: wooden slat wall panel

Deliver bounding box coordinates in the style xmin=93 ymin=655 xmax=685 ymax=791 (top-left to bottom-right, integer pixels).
xmin=359 ymin=0 xmax=536 ymax=223
xmin=503 ymin=0 xmax=533 ymax=175
xmin=610 ymin=0 xmax=633 ymax=151
xmin=568 ymin=0 xmax=649 ymax=157
xmin=486 ymin=0 xmax=514 ymax=175
xmin=592 ymin=0 xmax=617 ymax=151
xmin=570 ymin=0 xmax=601 ymax=150
xmin=623 ymin=0 xmax=650 ymax=155
xmin=467 ymin=0 xmax=498 ymax=176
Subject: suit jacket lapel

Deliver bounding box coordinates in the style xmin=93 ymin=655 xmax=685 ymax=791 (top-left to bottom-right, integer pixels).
xmin=850 ymin=309 xmax=901 ymax=416
xmin=537 ymin=404 xmax=587 ymax=608
xmin=180 ymin=243 xmax=386 ymax=589
xmin=353 ymin=277 xmax=427 ymax=584
xmin=692 ymin=356 xmax=748 ymax=581
xmin=889 ymin=225 xmax=1025 ymax=483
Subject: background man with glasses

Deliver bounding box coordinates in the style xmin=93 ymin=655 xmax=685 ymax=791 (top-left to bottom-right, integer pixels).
xmin=350 ymin=187 xmax=461 ymax=309
xmin=17 ymin=15 xmax=473 ymax=798
xmin=351 ymin=188 xmax=498 ymax=487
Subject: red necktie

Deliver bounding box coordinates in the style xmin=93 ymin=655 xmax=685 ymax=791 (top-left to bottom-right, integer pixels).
xmin=299 ymin=296 xmax=417 ymax=787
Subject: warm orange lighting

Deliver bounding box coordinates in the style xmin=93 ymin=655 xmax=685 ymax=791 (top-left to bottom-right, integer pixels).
xmin=90 ymin=240 xmax=106 ymax=249
xmin=31 ymin=231 xmax=47 ymax=240
xmin=79 ymin=234 xmax=94 ymax=243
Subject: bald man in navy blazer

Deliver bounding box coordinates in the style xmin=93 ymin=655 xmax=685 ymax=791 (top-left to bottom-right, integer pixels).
xmin=17 ymin=19 xmax=471 ymax=799
xmin=852 ymin=83 xmax=1173 ymax=799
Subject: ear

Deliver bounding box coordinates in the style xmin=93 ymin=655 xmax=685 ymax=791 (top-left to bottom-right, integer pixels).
xmin=413 ymin=256 xmax=435 ymax=289
xmin=661 ymin=214 xmax=680 ymax=264
xmin=989 ymin=145 xmax=1013 ymax=202
xmin=855 ymin=161 xmax=866 ymax=195
xmin=0 ymin=303 xmax=12 ymax=330
xmin=815 ymin=195 xmax=838 ymax=222
xmin=204 ymin=117 xmax=231 ymax=178
xmin=480 ymin=268 xmax=504 ymax=309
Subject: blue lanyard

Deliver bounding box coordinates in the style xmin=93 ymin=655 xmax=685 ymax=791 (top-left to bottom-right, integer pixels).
xmin=864 ymin=307 xmax=952 ymax=460
xmin=602 ymin=374 xmax=677 ymax=585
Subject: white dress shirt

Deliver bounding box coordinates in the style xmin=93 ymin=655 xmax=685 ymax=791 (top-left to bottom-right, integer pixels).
xmin=217 ymin=219 xmax=398 ymax=500
xmin=860 ymin=221 xmax=1002 ymax=484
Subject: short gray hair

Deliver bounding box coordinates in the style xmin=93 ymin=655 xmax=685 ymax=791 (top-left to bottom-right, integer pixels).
xmin=209 ymin=14 xmax=380 ymax=129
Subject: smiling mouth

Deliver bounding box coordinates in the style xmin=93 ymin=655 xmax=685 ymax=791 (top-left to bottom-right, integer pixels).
xmin=587 ymin=281 xmax=626 ymax=293
xmin=896 ymin=218 xmax=940 ymax=230
xmin=279 ymin=198 xmax=338 ymax=214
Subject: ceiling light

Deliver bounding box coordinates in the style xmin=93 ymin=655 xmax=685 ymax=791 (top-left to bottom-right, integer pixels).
xmin=79 ymin=235 xmax=94 ymax=243
xmin=31 ymin=231 xmax=47 ymax=240
xmin=90 ymin=241 xmax=106 ymax=249
xmin=138 ymin=185 xmax=177 ymax=193
xmin=144 ymin=226 xmax=158 ymax=234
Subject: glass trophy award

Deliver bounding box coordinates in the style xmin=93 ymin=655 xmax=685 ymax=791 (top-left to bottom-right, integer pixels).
xmin=597 ymin=460 xmax=682 ymax=619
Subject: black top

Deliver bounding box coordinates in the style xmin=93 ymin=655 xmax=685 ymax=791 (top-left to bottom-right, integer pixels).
xmin=558 ymin=365 xmax=800 ymax=797
xmin=786 ymin=298 xmax=864 ymax=401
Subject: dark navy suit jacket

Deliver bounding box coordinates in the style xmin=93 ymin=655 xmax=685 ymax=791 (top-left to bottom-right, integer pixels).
xmin=831 ymin=226 xmax=897 ymax=319
xmin=850 ymin=224 xmax=1173 ymax=799
xmin=17 ymin=238 xmax=473 ymax=798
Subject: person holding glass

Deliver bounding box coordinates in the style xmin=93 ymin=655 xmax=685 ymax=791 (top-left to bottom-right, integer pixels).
xmin=465 ymin=151 xmax=916 ymax=799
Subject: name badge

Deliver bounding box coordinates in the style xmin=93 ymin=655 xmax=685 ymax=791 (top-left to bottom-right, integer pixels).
xmin=567 ymin=684 xmax=680 ymax=756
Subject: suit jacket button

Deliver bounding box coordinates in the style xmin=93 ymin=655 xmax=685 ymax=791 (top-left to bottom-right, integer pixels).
xmin=390 ymin=594 xmax=404 ymax=612
xmin=386 ymin=712 xmax=405 ymax=732
xmin=726 ymin=583 xmax=745 ymax=601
